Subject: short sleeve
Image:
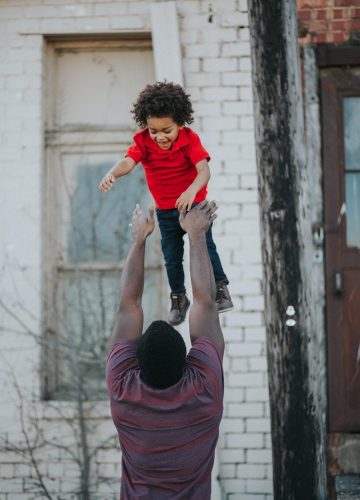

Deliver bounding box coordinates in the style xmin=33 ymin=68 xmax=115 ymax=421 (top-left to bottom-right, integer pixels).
xmin=125 ymin=137 xmax=145 ymax=164
xmin=187 ymin=132 xmax=210 ymax=166
xmin=106 ymin=341 xmax=138 ymax=386
xmin=186 ymin=338 xmax=223 ymax=402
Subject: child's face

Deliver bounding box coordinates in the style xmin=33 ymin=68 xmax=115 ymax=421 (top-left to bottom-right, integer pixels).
xmin=146 ymin=117 xmax=183 ymax=150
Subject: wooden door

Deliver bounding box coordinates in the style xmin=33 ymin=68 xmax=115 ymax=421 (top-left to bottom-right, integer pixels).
xmin=321 ymin=65 xmax=360 ymax=431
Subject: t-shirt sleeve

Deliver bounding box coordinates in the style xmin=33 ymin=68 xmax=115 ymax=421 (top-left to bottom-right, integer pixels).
xmin=187 ymin=338 xmax=224 ymax=403
xmin=187 ymin=131 xmax=211 ymax=166
xmin=125 ymin=137 xmax=145 ymax=164
xmin=106 ymin=340 xmax=138 ymax=388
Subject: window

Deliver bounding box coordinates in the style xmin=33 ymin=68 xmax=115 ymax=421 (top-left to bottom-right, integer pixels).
xmin=43 ymin=39 xmax=165 ymax=400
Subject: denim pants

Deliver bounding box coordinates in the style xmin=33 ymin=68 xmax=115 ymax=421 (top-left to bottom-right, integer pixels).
xmin=156 ymin=207 xmax=229 ymax=294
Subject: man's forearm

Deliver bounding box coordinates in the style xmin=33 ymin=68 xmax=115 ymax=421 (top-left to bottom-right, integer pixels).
xmin=118 ymin=239 xmax=145 ymax=307
xmin=188 ymin=232 xmax=216 ymax=304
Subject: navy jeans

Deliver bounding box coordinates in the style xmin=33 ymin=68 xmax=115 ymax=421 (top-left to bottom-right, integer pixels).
xmin=156 ymin=207 xmax=229 ymax=293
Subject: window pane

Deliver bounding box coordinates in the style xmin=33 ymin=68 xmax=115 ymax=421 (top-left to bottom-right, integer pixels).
xmin=55 ymin=269 xmax=163 ymax=400
xmin=343 ymin=97 xmax=360 ymax=170
xmin=66 ymin=162 xmax=148 ymax=263
xmin=345 ymin=173 xmax=360 ymax=248
xmin=54 ymin=150 xmax=156 ymax=265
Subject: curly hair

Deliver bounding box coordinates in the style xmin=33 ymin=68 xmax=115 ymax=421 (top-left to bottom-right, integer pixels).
xmin=136 ymin=320 xmax=187 ymax=389
xmin=131 ymin=81 xmax=194 ymax=128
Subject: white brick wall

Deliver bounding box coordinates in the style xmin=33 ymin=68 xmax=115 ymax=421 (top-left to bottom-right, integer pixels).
xmin=0 ymin=0 xmax=272 ymax=498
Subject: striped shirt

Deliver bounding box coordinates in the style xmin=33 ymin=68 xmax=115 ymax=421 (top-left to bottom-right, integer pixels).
xmin=106 ymin=338 xmax=224 ymax=499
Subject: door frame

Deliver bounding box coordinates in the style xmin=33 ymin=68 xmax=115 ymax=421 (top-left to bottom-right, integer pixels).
xmin=319 ymin=45 xmax=360 ymax=431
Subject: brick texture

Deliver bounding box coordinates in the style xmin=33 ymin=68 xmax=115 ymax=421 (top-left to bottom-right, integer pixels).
xmin=297 ymin=0 xmax=359 ymax=44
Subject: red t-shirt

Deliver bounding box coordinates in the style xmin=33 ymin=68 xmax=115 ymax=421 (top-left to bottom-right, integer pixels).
xmin=125 ymin=127 xmax=210 ymax=209
xmin=106 ymin=338 xmax=224 ymax=500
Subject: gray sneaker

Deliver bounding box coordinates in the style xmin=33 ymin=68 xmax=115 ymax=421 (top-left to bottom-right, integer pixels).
xmin=216 ymin=282 xmax=234 ymax=313
xmin=168 ymin=292 xmax=190 ymax=326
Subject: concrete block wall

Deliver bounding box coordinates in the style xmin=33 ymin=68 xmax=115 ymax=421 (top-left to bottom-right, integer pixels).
xmin=0 ymin=1 xmax=272 ymax=498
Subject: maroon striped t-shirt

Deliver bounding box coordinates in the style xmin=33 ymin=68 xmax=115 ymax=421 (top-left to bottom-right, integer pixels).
xmin=106 ymin=337 xmax=224 ymax=500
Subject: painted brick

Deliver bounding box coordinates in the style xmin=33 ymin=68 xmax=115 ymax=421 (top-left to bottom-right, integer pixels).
xmin=246 ymin=388 xmax=270 ymax=403
xmin=182 ymin=58 xmax=201 ymax=72
xmin=222 ymin=71 xmax=252 ymax=86
xmin=221 ymin=417 xmax=245 ymax=433
xmin=203 ymin=57 xmax=238 ymax=72
xmin=246 ymin=479 xmax=273 ymax=494
xmin=231 ymin=358 xmax=248 ymax=372
xmin=185 ymin=72 xmax=220 ymax=87
xmin=230 ymin=495 xmax=266 ymax=500
xmin=222 ymin=479 xmax=246 ymax=493
xmin=110 ymin=16 xmax=145 ymax=29
xmin=222 ymin=42 xmax=251 ymax=57
xmin=223 ymin=100 xmax=254 ymax=115
xmin=249 ymin=357 xmax=268 ymax=371
xmin=203 ymin=27 xmax=238 ymax=42
xmin=220 ymin=463 xmax=237 ymax=478
xmin=228 ymin=403 xmax=263 ymax=418
xmin=224 ymin=386 xmax=246 ymax=403
xmin=25 ymin=6 xmax=58 ymax=18
xmin=227 ymin=433 xmax=264 ymax=449
xmin=93 ymin=3 xmax=128 ymax=15
xmin=58 ymin=4 xmax=93 ymax=17
xmin=227 ymin=342 xmax=262 ymax=357
xmin=228 ymin=372 xmax=263 ymax=388
xmin=203 ymin=87 xmax=238 ymax=101
xmin=181 ymin=14 xmax=212 ymax=29
xmin=246 ymin=418 xmax=271 ymax=433
xmin=240 ymin=57 xmax=252 ymax=72
xmin=244 ymin=326 xmax=266 ymax=343
xmin=180 ymin=29 xmax=199 ymax=44
xmin=220 ymin=449 xmax=246 ymax=463
xmin=247 ymin=449 xmax=272 ymax=464
xmin=240 ymin=86 xmax=254 ymax=101
xmin=221 ymin=12 xmax=249 ymax=27
xmin=223 ymin=130 xmax=255 ymax=146
xmin=205 ymin=116 xmax=238 ymax=131
xmin=237 ymin=463 xmax=266 ymax=478
xmin=243 ymin=296 xmax=264 ymax=311
xmin=241 ymin=174 xmax=257 ymax=188
xmin=231 ymin=280 xmax=262 ymax=295
xmin=185 ymin=43 xmax=220 ymax=57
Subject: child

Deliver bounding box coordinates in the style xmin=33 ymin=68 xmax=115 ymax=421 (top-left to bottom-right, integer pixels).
xmin=99 ymin=81 xmax=233 ymax=326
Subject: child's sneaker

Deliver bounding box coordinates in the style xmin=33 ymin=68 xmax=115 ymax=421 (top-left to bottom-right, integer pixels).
xmin=216 ymin=282 xmax=234 ymax=313
xmin=168 ymin=292 xmax=190 ymax=326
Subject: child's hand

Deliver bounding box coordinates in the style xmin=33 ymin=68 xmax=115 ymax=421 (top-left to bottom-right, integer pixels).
xmin=175 ymin=187 xmax=197 ymax=212
xmin=99 ymin=172 xmax=116 ymax=192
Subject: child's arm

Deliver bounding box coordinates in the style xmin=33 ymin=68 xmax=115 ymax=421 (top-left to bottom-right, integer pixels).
xmin=99 ymin=157 xmax=136 ymax=192
xmin=175 ymin=159 xmax=210 ymax=212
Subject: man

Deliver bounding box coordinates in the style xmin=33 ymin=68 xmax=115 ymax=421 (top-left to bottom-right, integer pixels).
xmin=106 ymin=200 xmax=225 ymax=499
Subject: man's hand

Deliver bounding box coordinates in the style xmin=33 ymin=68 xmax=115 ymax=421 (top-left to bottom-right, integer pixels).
xmin=130 ymin=204 xmax=155 ymax=243
xmin=179 ymin=200 xmax=218 ymax=236
xmin=99 ymin=172 xmax=116 ymax=192
xmin=175 ymin=186 xmax=197 ymax=212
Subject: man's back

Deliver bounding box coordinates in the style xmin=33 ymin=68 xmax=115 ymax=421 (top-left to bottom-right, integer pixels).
xmin=107 ymin=337 xmax=223 ymax=500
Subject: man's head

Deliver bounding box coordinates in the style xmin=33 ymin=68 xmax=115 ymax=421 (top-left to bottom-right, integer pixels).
xmin=136 ymin=320 xmax=187 ymax=389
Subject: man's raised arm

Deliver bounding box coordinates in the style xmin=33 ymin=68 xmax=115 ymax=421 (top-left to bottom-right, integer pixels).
xmin=109 ymin=204 xmax=155 ymax=348
xmin=179 ymin=201 xmax=224 ymax=358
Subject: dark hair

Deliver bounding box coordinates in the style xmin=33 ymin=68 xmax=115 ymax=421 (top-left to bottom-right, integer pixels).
xmin=131 ymin=81 xmax=194 ymax=128
xmin=136 ymin=320 xmax=187 ymax=389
